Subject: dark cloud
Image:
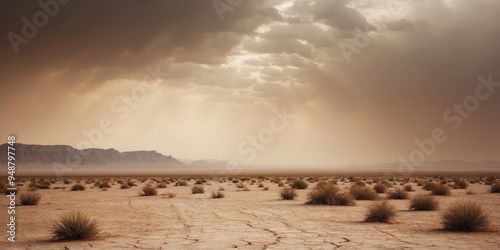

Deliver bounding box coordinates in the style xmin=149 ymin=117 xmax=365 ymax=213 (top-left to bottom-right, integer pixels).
xmin=1 ymin=0 xmax=499 ymax=165
xmin=0 ymin=0 xmax=272 ymax=93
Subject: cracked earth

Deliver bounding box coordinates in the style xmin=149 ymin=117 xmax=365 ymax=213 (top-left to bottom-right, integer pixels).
xmin=1 ymin=179 xmax=499 ymax=249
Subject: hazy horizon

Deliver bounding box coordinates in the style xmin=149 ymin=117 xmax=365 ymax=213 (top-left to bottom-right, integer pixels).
xmin=1 ymin=0 xmax=499 ymax=167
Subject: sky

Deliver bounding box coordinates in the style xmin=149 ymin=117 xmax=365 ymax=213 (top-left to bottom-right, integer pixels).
xmin=1 ymin=0 xmax=499 ymax=166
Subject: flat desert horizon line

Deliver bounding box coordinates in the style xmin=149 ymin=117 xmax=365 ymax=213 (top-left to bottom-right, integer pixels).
xmin=1 ymin=143 xmax=499 ymax=176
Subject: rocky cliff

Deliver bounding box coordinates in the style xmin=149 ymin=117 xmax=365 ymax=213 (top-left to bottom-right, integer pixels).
xmin=0 ymin=143 xmax=181 ymax=165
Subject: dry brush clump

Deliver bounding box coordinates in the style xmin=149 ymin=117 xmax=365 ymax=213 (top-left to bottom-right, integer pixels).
xmin=364 ymin=201 xmax=397 ymax=223
xmin=192 ymin=185 xmax=205 ymax=194
xmin=403 ymin=184 xmax=414 ymax=192
xmin=373 ymin=183 xmax=388 ymax=194
xmin=349 ymin=185 xmax=378 ymax=200
xmin=280 ymin=187 xmax=298 ymax=200
xmin=409 ymin=194 xmax=439 ymax=211
xmin=431 ymin=185 xmax=451 ymax=196
xmin=442 ymin=200 xmax=490 ymax=231
xmin=99 ymin=182 xmax=111 ymax=189
xmin=176 ymin=180 xmax=188 ymax=186
xmin=36 ymin=180 xmax=51 ymax=189
xmin=306 ymin=182 xmax=355 ymax=206
xmin=211 ymin=191 xmax=225 ymax=198
xmin=491 ymin=183 xmax=500 ymax=193
xmin=71 ymin=184 xmax=86 ymax=191
xmin=290 ymin=179 xmax=309 ymax=189
xmin=422 ymin=181 xmax=438 ymax=191
xmin=18 ymin=191 xmax=42 ymax=205
xmin=166 ymin=192 xmax=177 ymax=198
xmin=387 ymin=188 xmax=409 ymax=199
xmin=141 ymin=185 xmax=158 ymax=196
xmin=451 ymin=179 xmax=468 ymax=189
xmin=52 ymin=211 xmax=99 ymax=240
xmin=120 ymin=183 xmax=130 ymax=189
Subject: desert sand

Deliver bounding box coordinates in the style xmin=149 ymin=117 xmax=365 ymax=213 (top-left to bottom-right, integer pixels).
xmin=1 ymin=176 xmax=499 ymax=249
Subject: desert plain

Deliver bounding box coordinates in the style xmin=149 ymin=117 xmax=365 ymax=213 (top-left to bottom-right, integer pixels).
xmin=1 ymin=175 xmax=499 ymax=249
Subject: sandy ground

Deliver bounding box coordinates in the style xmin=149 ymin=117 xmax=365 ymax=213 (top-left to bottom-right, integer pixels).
xmin=1 ymin=177 xmax=499 ymax=249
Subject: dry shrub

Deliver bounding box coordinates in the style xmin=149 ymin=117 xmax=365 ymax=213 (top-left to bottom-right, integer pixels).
xmin=52 ymin=211 xmax=99 ymax=240
xmin=18 ymin=191 xmax=41 ymax=205
xmin=432 ymin=185 xmax=451 ymax=196
xmin=306 ymin=182 xmax=355 ymax=206
xmin=71 ymin=184 xmax=86 ymax=191
xmin=490 ymin=183 xmax=500 ymax=193
xmin=387 ymin=188 xmax=409 ymax=199
xmin=211 ymin=191 xmax=225 ymax=198
xmin=422 ymin=182 xmax=438 ymax=191
xmin=166 ymin=192 xmax=177 ymax=198
xmin=349 ymin=185 xmax=378 ymax=200
xmin=176 ymin=180 xmax=188 ymax=186
xmin=290 ymin=179 xmax=309 ymax=189
xmin=373 ymin=183 xmax=387 ymax=194
xmin=442 ymin=200 xmax=490 ymax=231
xmin=157 ymin=183 xmax=167 ymax=188
xmin=141 ymin=185 xmax=158 ymax=196
xmin=452 ymin=179 xmax=468 ymax=189
xmin=403 ymin=184 xmax=414 ymax=192
xmin=364 ymin=201 xmax=397 ymax=223
xmin=36 ymin=181 xmax=51 ymax=189
xmin=99 ymin=182 xmax=111 ymax=189
xmin=280 ymin=188 xmax=298 ymax=200
xmin=191 ymin=185 xmax=205 ymax=194
xmin=120 ymin=183 xmax=130 ymax=189
xmin=409 ymin=194 xmax=439 ymax=211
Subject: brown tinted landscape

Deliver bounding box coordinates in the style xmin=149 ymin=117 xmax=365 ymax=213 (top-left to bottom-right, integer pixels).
xmin=1 ymin=175 xmax=499 ymax=249
xmin=2 ymin=0 xmax=500 ymax=249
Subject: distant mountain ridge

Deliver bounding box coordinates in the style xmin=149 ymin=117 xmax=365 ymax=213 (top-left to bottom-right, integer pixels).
xmin=0 ymin=143 xmax=181 ymax=165
xmin=0 ymin=144 xmax=498 ymax=175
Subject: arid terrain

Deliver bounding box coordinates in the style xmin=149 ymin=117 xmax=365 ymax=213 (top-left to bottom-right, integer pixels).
xmin=1 ymin=176 xmax=499 ymax=249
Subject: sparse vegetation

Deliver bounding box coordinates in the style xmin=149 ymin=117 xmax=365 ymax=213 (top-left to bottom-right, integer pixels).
xmin=99 ymin=182 xmax=111 ymax=189
xmin=431 ymin=185 xmax=451 ymax=196
xmin=387 ymin=188 xmax=409 ymax=199
xmin=141 ymin=185 xmax=158 ymax=196
xmin=451 ymin=179 xmax=468 ymax=189
xmin=349 ymin=185 xmax=378 ymax=200
xmin=422 ymin=181 xmax=438 ymax=191
xmin=403 ymin=185 xmax=414 ymax=192
xmin=280 ymin=188 xmax=298 ymax=200
xmin=18 ymin=191 xmax=42 ymax=205
xmin=491 ymin=183 xmax=500 ymax=193
xmin=71 ymin=184 xmax=86 ymax=191
xmin=191 ymin=185 xmax=205 ymax=194
xmin=211 ymin=191 xmax=225 ymax=198
xmin=373 ymin=183 xmax=387 ymax=193
xmin=52 ymin=211 xmax=99 ymax=240
xmin=409 ymin=194 xmax=439 ymax=211
xmin=157 ymin=183 xmax=167 ymax=188
xmin=166 ymin=192 xmax=177 ymax=198
xmin=290 ymin=179 xmax=309 ymax=189
xmin=36 ymin=181 xmax=51 ymax=189
xmin=306 ymin=182 xmax=355 ymax=206
xmin=364 ymin=201 xmax=397 ymax=223
xmin=176 ymin=180 xmax=188 ymax=186
xmin=121 ymin=183 xmax=130 ymax=189
xmin=442 ymin=200 xmax=490 ymax=231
